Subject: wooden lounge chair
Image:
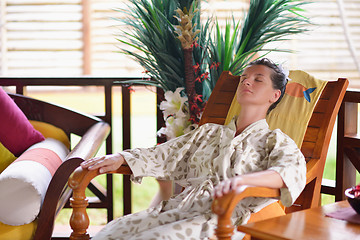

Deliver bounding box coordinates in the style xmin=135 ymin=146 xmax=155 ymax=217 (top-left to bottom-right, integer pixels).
xmin=67 ymin=71 xmax=348 ymax=240
xmin=208 ymin=72 xmax=348 ymax=239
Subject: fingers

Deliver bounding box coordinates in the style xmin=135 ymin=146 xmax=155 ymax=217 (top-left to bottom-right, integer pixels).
xmin=80 ymin=153 xmax=124 ymax=173
xmin=213 ymin=179 xmax=232 ymax=198
xmin=213 ymin=177 xmax=243 ymax=198
xmin=80 ymin=156 xmax=105 ymax=169
xmin=222 ymin=179 xmax=232 ymax=195
xmin=98 ymin=165 xmax=114 ymax=174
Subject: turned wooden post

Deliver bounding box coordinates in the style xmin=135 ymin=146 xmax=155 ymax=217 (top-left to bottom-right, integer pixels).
xmin=69 ymin=196 xmax=90 ymax=240
xmin=213 ymin=198 xmax=235 ymax=240
xmin=212 ymin=192 xmax=236 ymax=240
xmin=68 ymin=165 xmax=132 ymax=239
xmin=212 ymin=187 xmax=281 ymax=240
xmin=68 ymin=167 xmax=99 ymax=240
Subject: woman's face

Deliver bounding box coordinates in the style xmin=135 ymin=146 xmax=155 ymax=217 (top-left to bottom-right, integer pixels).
xmin=236 ymin=64 xmax=281 ymax=108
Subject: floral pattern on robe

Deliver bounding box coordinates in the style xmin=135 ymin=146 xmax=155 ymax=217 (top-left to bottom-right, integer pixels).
xmin=93 ymin=118 xmax=306 ymax=240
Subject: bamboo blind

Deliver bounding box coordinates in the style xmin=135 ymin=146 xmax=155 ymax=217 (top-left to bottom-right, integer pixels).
xmin=0 ymin=0 xmax=359 ymax=88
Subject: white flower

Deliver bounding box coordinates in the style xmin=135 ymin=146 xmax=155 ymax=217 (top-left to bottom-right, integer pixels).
xmin=160 ymin=87 xmax=188 ymax=119
xmin=157 ymin=114 xmax=192 ymax=139
xmin=278 ymin=64 xmax=291 ymax=81
xmin=167 ymin=116 xmax=189 ymax=138
xmin=157 ymin=87 xmax=199 ymax=140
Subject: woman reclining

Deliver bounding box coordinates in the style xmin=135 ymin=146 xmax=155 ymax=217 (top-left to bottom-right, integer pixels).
xmin=81 ymin=58 xmax=306 ymax=240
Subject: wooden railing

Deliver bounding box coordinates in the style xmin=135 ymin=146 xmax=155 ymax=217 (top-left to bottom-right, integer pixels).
xmin=0 ymin=77 xmax=165 ymax=222
xmin=321 ymin=89 xmax=360 ymax=200
xmin=1 ymin=76 xmax=359 ymax=222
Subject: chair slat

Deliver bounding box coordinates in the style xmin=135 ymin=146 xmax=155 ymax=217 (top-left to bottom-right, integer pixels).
xmin=318 ymin=82 xmax=335 ymax=100
xmin=210 ymin=92 xmax=236 ymax=104
xmin=303 ymin=126 xmax=320 ymax=143
xmin=301 ymin=141 xmax=316 ymax=159
xmin=313 ymin=99 xmax=330 ymax=114
xmin=207 ymin=103 xmax=232 ymax=116
xmin=199 ymin=71 xmax=239 ymax=126
xmin=220 ymin=75 xmax=240 ymax=91
xmin=307 ymin=112 xmax=326 ymax=128
xmin=203 ymin=118 xmax=226 ymax=125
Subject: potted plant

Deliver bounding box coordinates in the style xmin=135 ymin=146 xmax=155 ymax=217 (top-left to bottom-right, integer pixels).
xmin=115 ymin=0 xmax=310 ymax=139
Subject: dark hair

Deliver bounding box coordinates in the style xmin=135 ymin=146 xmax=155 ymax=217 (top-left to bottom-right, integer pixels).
xmin=248 ymin=58 xmax=288 ymax=114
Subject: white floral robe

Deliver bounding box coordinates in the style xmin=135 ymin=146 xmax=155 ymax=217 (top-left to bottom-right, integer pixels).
xmin=93 ymin=119 xmax=306 ymax=240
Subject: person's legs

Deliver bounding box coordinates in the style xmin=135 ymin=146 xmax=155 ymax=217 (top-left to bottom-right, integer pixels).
xmin=129 ymin=216 xmax=211 ymax=240
xmin=149 ymin=180 xmax=173 ymax=207
xmin=92 ymin=206 xmax=215 ymax=240
xmin=92 ymin=209 xmax=152 ymax=240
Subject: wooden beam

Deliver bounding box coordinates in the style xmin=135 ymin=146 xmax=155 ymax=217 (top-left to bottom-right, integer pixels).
xmin=122 ymin=87 xmax=132 ymax=215
xmin=336 ymin=101 xmax=358 ymax=201
xmin=82 ymin=0 xmax=92 ymax=75
xmin=0 ymin=0 xmax=7 ymax=76
xmin=105 ymin=84 xmax=114 ymax=221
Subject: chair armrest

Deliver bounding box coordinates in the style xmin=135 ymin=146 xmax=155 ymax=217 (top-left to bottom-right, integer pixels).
xmin=54 ymin=121 xmax=111 ymax=214
xmin=68 ymin=163 xmax=132 ymax=240
xmin=212 ymin=186 xmax=280 ymax=240
xmin=34 ymin=121 xmax=110 ymax=240
xmin=66 ymin=121 xmax=111 ymax=161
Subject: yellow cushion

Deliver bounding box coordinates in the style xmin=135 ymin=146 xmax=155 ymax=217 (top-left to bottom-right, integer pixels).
xmin=29 ymin=120 xmax=70 ymax=149
xmin=225 ymin=70 xmax=327 ymax=148
xmin=0 ymin=220 xmax=37 ymax=240
xmin=0 ymin=142 xmax=16 ymax=173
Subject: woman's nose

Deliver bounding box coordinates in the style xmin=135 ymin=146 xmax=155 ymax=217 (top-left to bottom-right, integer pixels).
xmin=243 ymin=80 xmax=251 ymax=86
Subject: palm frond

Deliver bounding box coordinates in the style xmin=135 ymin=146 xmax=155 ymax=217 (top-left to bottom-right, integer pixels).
xmin=115 ymin=0 xmax=311 ymax=102
xmin=207 ymin=0 xmax=311 ymax=84
xmin=114 ymin=0 xmax=195 ymax=91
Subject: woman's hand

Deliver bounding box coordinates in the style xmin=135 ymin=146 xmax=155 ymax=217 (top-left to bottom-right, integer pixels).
xmin=81 ymin=153 xmax=125 ymax=174
xmin=214 ymin=176 xmax=244 ymax=198
xmin=213 ymin=170 xmax=285 ymax=198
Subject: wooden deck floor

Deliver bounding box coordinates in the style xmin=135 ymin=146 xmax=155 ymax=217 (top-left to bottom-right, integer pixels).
xmin=52 ymin=224 xmax=105 ymax=239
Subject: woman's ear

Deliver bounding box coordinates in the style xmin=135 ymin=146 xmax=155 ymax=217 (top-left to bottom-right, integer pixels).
xmin=270 ymin=89 xmax=281 ymax=103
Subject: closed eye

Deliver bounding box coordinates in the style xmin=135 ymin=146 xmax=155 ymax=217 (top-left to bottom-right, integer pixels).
xmin=240 ymin=76 xmax=247 ymax=83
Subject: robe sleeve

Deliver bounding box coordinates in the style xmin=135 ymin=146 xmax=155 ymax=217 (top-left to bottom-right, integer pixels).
xmin=266 ymin=129 xmax=306 ymax=207
xmin=120 ymin=124 xmax=206 ymax=183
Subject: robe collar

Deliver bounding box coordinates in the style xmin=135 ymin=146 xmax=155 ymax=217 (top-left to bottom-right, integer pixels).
xmin=228 ymin=117 xmax=269 ymax=140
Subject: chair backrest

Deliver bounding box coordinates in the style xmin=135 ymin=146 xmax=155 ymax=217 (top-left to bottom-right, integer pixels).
xmin=9 ymin=93 xmax=101 ymax=138
xmin=199 ymin=71 xmax=348 ymax=212
xmin=290 ymin=75 xmax=348 ymax=212
xmin=199 ymin=72 xmax=240 ymax=126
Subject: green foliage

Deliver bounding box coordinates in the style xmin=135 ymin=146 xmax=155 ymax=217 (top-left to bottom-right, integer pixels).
xmin=115 ymin=0 xmax=196 ymax=91
xmin=118 ymin=0 xmax=184 ymax=90
xmin=115 ymin=0 xmax=311 ymax=101
xmin=209 ymin=0 xmax=311 ymax=87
